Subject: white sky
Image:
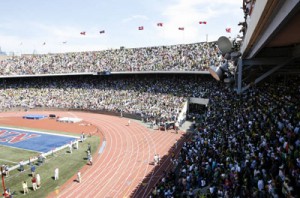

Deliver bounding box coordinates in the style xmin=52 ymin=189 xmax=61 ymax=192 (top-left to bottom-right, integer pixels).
xmin=0 ymin=0 xmax=244 ymax=55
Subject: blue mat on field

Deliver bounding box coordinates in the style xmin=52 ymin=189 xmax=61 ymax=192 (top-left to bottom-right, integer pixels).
xmin=0 ymin=127 xmax=78 ymax=153
xmin=23 ymin=114 xmax=48 ymax=120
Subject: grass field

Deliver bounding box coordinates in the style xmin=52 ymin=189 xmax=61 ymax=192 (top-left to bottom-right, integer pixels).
xmin=1 ymin=126 xmax=100 ymax=198
xmin=0 ymin=145 xmax=39 ymax=167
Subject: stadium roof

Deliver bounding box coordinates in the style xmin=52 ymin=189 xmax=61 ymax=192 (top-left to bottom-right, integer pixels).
xmin=236 ymin=0 xmax=300 ymax=93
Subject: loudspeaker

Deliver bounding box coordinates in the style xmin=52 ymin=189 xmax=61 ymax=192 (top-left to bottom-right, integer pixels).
xmin=217 ymin=36 xmax=233 ymax=54
xmin=208 ymin=66 xmax=223 ymax=81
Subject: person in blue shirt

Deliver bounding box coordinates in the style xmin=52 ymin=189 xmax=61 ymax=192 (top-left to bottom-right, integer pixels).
xmin=31 ymin=164 xmax=36 ymax=177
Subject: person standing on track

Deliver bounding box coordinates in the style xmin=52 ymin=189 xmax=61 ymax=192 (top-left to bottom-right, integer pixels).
xmin=128 ymin=119 xmax=131 ymax=126
xmin=157 ymin=154 xmax=161 ymax=165
xmin=88 ymin=154 xmax=93 ymax=165
xmin=154 ymin=154 xmax=159 ymax=166
xmin=175 ymin=121 xmax=179 ymax=134
xmin=77 ymin=171 xmax=81 ymax=183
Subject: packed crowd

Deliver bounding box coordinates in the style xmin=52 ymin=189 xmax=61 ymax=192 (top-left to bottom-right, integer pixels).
xmin=1 ymin=73 xmax=299 ymax=197
xmin=0 ymin=75 xmax=215 ymax=121
xmin=150 ymin=76 xmax=300 ymax=198
xmin=0 ymin=42 xmax=222 ymax=75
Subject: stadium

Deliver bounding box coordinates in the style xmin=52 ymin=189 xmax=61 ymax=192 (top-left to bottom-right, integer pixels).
xmin=0 ymin=0 xmax=300 ymax=198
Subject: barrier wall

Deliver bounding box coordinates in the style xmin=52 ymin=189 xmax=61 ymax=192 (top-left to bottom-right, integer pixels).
xmin=189 ymin=97 xmax=209 ymax=105
xmin=0 ymin=107 xmax=142 ymax=121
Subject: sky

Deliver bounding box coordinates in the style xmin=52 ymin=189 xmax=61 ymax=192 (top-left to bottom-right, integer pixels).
xmin=0 ymin=0 xmax=244 ymax=55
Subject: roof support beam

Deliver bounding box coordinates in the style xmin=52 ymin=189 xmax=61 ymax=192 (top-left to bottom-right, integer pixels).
xmin=247 ymin=0 xmax=300 ymax=58
xmin=292 ymin=45 xmax=300 ymax=57
xmin=241 ymin=58 xmax=294 ymax=92
xmin=236 ymin=59 xmax=243 ymax=94
xmin=243 ymin=57 xmax=287 ymax=66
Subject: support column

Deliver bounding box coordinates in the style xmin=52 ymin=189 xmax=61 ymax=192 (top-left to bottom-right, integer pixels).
xmin=236 ymin=59 xmax=243 ymax=94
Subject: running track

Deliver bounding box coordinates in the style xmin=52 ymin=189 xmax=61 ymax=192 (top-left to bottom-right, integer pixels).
xmin=0 ymin=111 xmax=184 ymax=198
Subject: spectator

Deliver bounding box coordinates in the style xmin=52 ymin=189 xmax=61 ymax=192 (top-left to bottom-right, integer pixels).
xmin=30 ymin=164 xmax=36 ymax=177
xmin=54 ymin=168 xmax=59 ymax=180
xmin=22 ymin=181 xmax=28 ymax=195
xmin=77 ymin=171 xmax=81 ymax=183
xmin=19 ymin=160 xmax=24 ymax=172
xmin=36 ymin=173 xmax=41 ymax=189
xmin=31 ymin=176 xmax=37 ymax=191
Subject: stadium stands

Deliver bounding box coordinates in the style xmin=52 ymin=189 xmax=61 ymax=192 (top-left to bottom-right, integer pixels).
xmin=0 ymin=19 xmax=299 ymax=196
xmin=149 ymin=75 xmax=300 ymax=197
xmin=1 ymin=73 xmax=299 ymax=197
xmin=0 ymin=42 xmax=221 ymax=76
xmin=0 ymin=75 xmax=216 ymax=122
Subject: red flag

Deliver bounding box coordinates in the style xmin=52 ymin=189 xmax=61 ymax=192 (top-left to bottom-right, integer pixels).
xmin=226 ymin=28 xmax=231 ymax=33
xmin=80 ymin=31 xmax=86 ymax=35
xmin=157 ymin=22 xmax=163 ymax=27
xmin=138 ymin=26 xmax=144 ymax=30
xmin=199 ymin=21 xmax=207 ymax=24
xmin=99 ymin=30 xmax=105 ymax=34
xmin=178 ymin=27 xmax=184 ymax=31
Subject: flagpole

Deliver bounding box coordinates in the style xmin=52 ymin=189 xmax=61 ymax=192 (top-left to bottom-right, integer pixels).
xmin=206 ymin=34 xmax=208 ymax=42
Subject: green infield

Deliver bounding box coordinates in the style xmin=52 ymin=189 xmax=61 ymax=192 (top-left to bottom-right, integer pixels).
xmin=0 ymin=145 xmax=39 ymax=167
xmin=2 ymin=134 xmax=100 ymax=198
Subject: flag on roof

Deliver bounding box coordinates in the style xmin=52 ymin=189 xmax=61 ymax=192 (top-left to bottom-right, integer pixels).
xmin=138 ymin=26 xmax=144 ymax=30
xmin=99 ymin=30 xmax=105 ymax=34
xmin=199 ymin=21 xmax=207 ymax=24
xmin=178 ymin=27 xmax=184 ymax=30
xmin=157 ymin=22 xmax=163 ymax=27
xmin=80 ymin=31 xmax=86 ymax=35
xmin=226 ymin=28 xmax=231 ymax=33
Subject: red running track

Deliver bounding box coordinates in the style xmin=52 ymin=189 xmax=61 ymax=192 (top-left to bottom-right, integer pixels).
xmin=57 ymin=112 xmax=183 ymax=198
xmin=0 ymin=111 xmax=183 ymax=198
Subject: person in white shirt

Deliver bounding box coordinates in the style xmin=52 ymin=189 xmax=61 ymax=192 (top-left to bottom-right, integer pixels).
xmin=54 ymin=168 xmax=59 ymax=180
xmin=77 ymin=171 xmax=81 ymax=183
xmin=257 ymin=178 xmax=264 ymax=191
